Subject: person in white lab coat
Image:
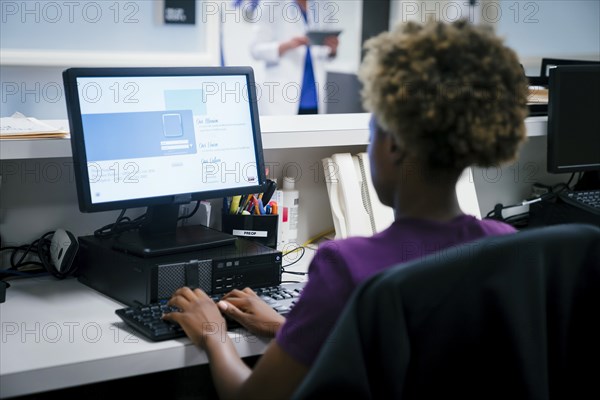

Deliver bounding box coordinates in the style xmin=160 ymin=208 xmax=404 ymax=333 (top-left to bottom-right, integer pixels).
xmin=249 ymin=0 xmax=339 ymax=115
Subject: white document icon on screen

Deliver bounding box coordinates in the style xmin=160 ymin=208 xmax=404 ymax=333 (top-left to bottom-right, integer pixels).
xmin=162 ymin=113 xmax=183 ymax=137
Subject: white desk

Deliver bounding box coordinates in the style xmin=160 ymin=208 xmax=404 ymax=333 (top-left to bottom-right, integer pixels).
xmin=0 ymin=245 xmax=314 ymax=398
xmin=0 ymin=247 xmax=313 ymax=399
xmin=1 ymin=277 xmax=257 ymax=398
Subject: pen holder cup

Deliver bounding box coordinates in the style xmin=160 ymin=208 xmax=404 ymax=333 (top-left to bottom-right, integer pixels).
xmin=221 ymin=214 xmax=278 ymax=249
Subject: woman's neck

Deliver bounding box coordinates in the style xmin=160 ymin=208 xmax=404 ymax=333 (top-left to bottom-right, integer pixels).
xmin=392 ymin=167 xmax=463 ymax=222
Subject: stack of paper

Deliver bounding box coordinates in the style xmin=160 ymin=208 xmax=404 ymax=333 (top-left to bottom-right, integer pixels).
xmin=0 ymin=112 xmax=69 ymax=139
xmin=527 ymin=86 xmax=548 ymax=104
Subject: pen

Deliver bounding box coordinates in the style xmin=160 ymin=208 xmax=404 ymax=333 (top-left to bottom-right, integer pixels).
xmin=253 ymin=197 xmax=261 ymax=215
xmin=245 ymin=194 xmax=255 ymax=213
xmin=257 ymin=199 xmax=266 ymax=215
xmin=269 ymin=201 xmax=278 ymax=215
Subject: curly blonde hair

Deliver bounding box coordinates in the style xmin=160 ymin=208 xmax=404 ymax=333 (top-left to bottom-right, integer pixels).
xmin=359 ymin=20 xmax=529 ymax=172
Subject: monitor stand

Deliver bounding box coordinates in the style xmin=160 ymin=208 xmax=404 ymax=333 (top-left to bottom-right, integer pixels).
xmin=112 ymin=204 xmax=236 ymax=258
xmin=574 ymin=171 xmax=600 ymax=191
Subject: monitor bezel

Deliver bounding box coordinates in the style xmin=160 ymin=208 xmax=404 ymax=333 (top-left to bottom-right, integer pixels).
xmin=63 ymin=66 xmax=268 ymax=213
xmin=540 ymin=58 xmax=600 ymax=78
xmin=547 ymin=65 xmax=600 ymax=174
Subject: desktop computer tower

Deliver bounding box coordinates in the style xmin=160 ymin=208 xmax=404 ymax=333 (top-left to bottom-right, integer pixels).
xmin=75 ymin=235 xmax=282 ymax=307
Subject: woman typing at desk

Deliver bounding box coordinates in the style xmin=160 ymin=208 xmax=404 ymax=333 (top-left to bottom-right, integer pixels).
xmin=163 ymin=19 xmax=528 ymax=399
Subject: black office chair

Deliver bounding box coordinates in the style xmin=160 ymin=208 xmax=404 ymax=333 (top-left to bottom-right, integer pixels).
xmin=292 ymin=224 xmax=600 ymax=400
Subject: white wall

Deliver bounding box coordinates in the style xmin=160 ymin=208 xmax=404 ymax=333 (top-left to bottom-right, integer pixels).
xmin=0 ymin=0 xmax=216 ymax=118
xmin=0 ymin=0 xmax=206 ymax=53
xmin=495 ymin=0 xmax=600 ymax=75
xmin=390 ymin=0 xmax=476 ymax=26
xmin=1 ymin=65 xmax=69 ymax=119
xmin=389 ymin=1 xmax=600 ymax=75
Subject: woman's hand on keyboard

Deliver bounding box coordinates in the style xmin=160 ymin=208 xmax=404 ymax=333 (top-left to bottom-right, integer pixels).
xmin=162 ymin=287 xmax=227 ymax=349
xmin=218 ymin=288 xmax=285 ymax=338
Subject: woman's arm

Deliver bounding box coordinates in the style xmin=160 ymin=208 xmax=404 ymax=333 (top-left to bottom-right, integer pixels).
xmin=237 ymin=341 xmax=308 ymax=399
xmin=163 ymin=287 xmax=308 ymax=399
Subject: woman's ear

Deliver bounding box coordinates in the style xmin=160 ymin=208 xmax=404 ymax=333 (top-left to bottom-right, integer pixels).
xmin=387 ymin=134 xmax=406 ymax=166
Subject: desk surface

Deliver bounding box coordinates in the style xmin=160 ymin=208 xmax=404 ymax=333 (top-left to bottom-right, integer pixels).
xmin=0 ymin=277 xmax=260 ymax=398
xmin=0 ymin=248 xmax=312 ymax=399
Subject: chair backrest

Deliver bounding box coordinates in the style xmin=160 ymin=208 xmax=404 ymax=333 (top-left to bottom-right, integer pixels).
xmin=293 ymin=224 xmax=600 ymax=400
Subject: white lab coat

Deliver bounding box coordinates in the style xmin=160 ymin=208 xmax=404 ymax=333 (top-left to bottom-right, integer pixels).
xmin=250 ymin=0 xmax=333 ymax=115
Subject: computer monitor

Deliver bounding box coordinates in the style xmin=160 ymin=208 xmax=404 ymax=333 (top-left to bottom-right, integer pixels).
xmin=325 ymin=72 xmax=365 ymax=114
xmin=540 ymin=58 xmax=600 ymax=78
xmin=547 ymin=65 xmax=600 ymax=177
xmin=63 ymin=67 xmax=267 ymax=256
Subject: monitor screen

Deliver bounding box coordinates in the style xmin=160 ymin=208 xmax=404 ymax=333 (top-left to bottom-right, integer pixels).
xmin=63 ymin=67 xmax=267 ymax=256
xmin=547 ymin=65 xmax=600 ymax=174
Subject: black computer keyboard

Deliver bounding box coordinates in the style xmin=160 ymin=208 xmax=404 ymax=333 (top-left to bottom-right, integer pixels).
xmin=559 ymin=190 xmax=600 ymax=216
xmin=115 ymin=283 xmax=304 ymax=341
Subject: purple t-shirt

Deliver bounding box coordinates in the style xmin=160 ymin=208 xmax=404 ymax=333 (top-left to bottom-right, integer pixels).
xmin=275 ymin=215 xmax=516 ymax=366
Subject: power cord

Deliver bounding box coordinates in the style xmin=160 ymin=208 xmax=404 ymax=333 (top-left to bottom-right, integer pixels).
xmin=94 ymin=203 xmax=202 ymax=238
xmin=0 ymin=232 xmax=52 ymax=273
xmin=0 ymin=231 xmax=78 ymax=280
xmin=279 ymin=228 xmax=336 ymax=276
xmin=485 ymin=173 xmax=577 ymax=228
xmin=178 ymin=201 xmax=201 ymax=220
xmin=282 ymin=245 xmax=307 ymax=275
xmin=94 ymin=209 xmax=146 ymax=238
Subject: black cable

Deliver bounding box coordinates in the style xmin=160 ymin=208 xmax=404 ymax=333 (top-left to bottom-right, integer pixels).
xmin=1 ymin=245 xmax=39 ymax=269
xmin=9 ymin=238 xmax=48 ymax=270
xmin=1 ymin=246 xmax=26 ymax=253
xmin=0 ymin=269 xmax=48 ymax=280
xmin=9 ymin=244 xmax=35 ymax=269
xmin=178 ymin=201 xmax=201 ymax=220
xmin=94 ymin=209 xmax=128 ymax=237
xmin=94 ymin=209 xmax=146 ymax=238
xmin=282 ymin=246 xmax=305 ymax=268
xmin=283 ymin=245 xmax=305 ymax=257
xmin=567 ymin=172 xmax=577 ymax=189
xmin=575 ymin=171 xmax=584 ymax=188
xmin=486 ymin=202 xmax=526 ymax=220
xmin=1 ymin=231 xmax=78 ymax=280
xmin=282 ymin=246 xmax=307 ymax=275
xmin=283 ymin=270 xmax=308 ymax=276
